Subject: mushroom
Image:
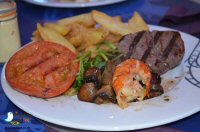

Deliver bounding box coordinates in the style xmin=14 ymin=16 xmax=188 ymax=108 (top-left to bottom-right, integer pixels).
xmin=78 ymin=83 xmax=98 ymax=102
xmin=84 ymin=67 xmax=101 ymax=88
xmin=93 ymin=85 xmax=117 ymax=104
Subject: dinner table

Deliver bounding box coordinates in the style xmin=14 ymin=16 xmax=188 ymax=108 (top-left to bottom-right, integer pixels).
xmin=0 ymin=0 xmax=200 ymax=132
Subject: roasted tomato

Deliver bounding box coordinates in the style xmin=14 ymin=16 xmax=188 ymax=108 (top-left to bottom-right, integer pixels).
xmin=6 ymin=41 xmax=79 ymax=98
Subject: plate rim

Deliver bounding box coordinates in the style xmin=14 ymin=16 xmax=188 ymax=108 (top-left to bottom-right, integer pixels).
xmin=23 ymin=0 xmax=127 ymax=8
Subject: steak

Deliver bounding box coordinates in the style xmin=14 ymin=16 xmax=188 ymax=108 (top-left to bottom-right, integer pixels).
xmin=117 ymin=31 xmax=185 ymax=75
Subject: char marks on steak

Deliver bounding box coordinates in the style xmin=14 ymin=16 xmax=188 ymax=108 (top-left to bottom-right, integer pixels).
xmin=118 ymin=31 xmax=185 ymax=75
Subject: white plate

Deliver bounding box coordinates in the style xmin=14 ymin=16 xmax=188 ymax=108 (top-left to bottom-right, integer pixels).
xmin=23 ymin=0 xmax=127 ymax=8
xmin=1 ymin=25 xmax=200 ymax=131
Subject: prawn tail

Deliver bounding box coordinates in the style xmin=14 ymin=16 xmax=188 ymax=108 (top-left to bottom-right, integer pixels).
xmin=112 ymin=59 xmax=152 ymax=109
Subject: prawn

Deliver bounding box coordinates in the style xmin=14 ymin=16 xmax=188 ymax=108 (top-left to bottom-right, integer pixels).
xmin=113 ymin=59 xmax=152 ymax=108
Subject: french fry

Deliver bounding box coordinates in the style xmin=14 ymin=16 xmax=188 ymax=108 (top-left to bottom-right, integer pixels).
xmin=44 ymin=23 xmax=71 ymax=36
xmin=128 ymin=11 xmax=149 ymax=32
xmin=113 ymin=16 xmax=123 ymax=22
xmin=31 ymin=30 xmax=42 ymax=41
xmin=66 ymin=23 xmax=106 ymax=49
xmin=37 ymin=24 xmax=49 ymax=40
xmin=75 ymin=29 xmax=106 ymax=51
xmin=31 ymin=35 xmax=42 ymax=41
xmin=33 ymin=10 xmax=149 ymax=54
xmin=67 ymin=34 xmax=83 ymax=48
xmin=92 ymin=10 xmax=133 ymax=36
xmin=37 ymin=23 xmax=76 ymax=53
xmin=57 ymin=13 xmax=96 ymax=27
xmin=65 ymin=23 xmax=86 ymax=47
xmin=32 ymin=30 xmax=39 ymax=36
xmin=31 ymin=36 xmax=40 ymax=42
xmin=84 ymin=28 xmax=105 ymax=46
xmin=104 ymin=33 xmax=122 ymax=44
xmin=95 ymin=26 xmax=122 ymax=44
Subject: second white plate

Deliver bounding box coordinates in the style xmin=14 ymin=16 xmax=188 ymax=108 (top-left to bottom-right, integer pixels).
xmin=23 ymin=0 xmax=127 ymax=8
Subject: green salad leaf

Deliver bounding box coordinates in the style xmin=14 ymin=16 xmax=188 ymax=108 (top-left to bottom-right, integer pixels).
xmin=73 ymin=41 xmax=121 ymax=91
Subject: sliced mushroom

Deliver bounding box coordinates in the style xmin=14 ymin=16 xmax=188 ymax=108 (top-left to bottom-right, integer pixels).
xmin=93 ymin=85 xmax=117 ymax=104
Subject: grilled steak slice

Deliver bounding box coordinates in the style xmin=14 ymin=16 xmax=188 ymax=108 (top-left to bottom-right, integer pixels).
xmin=117 ymin=31 xmax=185 ymax=75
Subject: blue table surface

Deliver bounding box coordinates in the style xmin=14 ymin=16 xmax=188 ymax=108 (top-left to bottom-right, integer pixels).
xmin=0 ymin=0 xmax=200 ymax=131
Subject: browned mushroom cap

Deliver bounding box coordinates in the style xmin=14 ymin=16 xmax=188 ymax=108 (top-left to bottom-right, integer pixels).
xmin=78 ymin=83 xmax=98 ymax=102
xmin=84 ymin=67 xmax=101 ymax=88
xmin=93 ymin=85 xmax=117 ymax=104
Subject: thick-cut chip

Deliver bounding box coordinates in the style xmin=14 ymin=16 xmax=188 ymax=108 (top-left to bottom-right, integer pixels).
xmin=6 ymin=41 xmax=79 ymax=98
xmin=37 ymin=23 xmax=76 ymax=53
xmin=44 ymin=23 xmax=71 ymax=36
xmin=92 ymin=10 xmax=133 ymax=36
xmin=37 ymin=24 xmax=49 ymax=40
xmin=57 ymin=13 xmax=96 ymax=27
xmin=104 ymin=32 xmax=122 ymax=44
xmin=33 ymin=10 xmax=149 ymax=55
xmin=31 ymin=30 xmax=42 ymax=41
xmin=65 ymin=23 xmax=86 ymax=47
xmin=128 ymin=11 xmax=149 ymax=32
xmin=84 ymin=28 xmax=105 ymax=46
xmin=113 ymin=16 xmax=123 ymax=22
xmin=66 ymin=23 xmax=106 ymax=49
